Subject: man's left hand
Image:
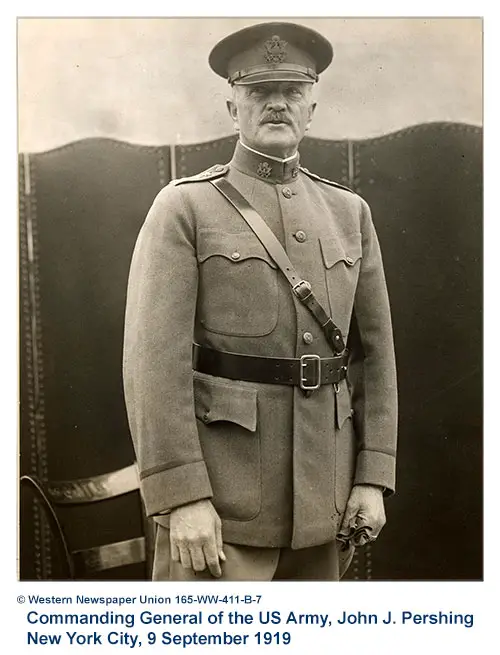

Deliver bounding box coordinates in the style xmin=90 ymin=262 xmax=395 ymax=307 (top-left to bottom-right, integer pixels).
xmin=339 ymin=484 xmax=386 ymax=545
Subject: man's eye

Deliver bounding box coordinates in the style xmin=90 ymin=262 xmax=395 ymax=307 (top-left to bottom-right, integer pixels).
xmin=249 ymin=86 xmax=266 ymax=96
xmin=286 ymin=86 xmax=303 ymax=97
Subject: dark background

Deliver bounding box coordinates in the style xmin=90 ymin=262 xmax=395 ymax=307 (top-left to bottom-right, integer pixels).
xmin=19 ymin=122 xmax=482 ymax=581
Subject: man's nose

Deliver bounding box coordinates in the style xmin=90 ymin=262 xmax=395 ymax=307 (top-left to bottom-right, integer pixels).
xmin=266 ymin=94 xmax=287 ymax=111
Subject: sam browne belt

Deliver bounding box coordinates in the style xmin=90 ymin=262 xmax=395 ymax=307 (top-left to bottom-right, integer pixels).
xmin=193 ymin=344 xmax=348 ymax=392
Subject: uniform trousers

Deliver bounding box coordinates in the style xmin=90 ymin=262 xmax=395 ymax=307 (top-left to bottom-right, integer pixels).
xmin=152 ymin=525 xmax=355 ymax=581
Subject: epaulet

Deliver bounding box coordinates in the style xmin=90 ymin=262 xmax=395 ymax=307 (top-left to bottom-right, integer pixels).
xmin=300 ymin=166 xmax=355 ymax=193
xmin=172 ymin=163 xmax=229 ymax=186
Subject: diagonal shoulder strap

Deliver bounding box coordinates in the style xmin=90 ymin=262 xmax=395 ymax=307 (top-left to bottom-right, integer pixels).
xmin=210 ymin=177 xmax=346 ymax=355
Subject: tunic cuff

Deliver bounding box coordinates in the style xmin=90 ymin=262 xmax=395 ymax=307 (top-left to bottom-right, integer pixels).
xmin=353 ymin=449 xmax=396 ymax=496
xmin=140 ymin=460 xmax=213 ymax=516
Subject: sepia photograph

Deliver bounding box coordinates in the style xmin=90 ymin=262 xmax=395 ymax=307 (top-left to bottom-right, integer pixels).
xmin=18 ymin=16 xmax=482 ymax=582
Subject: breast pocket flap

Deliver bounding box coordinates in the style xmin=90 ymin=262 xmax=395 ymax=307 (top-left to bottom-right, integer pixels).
xmin=197 ymin=229 xmax=277 ymax=268
xmin=320 ymin=234 xmax=362 ymax=269
xmin=193 ymin=373 xmax=258 ymax=433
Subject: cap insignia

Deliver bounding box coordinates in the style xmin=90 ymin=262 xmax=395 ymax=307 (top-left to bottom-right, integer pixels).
xmin=264 ymin=35 xmax=288 ymax=64
xmin=257 ymin=162 xmax=272 ymax=178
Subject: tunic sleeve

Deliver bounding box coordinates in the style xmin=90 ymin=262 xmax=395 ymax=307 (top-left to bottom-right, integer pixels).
xmin=123 ymin=183 xmax=213 ymax=516
xmin=350 ymin=196 xmax=398 ymax=494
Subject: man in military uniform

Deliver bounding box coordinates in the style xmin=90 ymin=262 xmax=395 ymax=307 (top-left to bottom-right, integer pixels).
xmin=123 ymin=21 xmax=397 ymax=580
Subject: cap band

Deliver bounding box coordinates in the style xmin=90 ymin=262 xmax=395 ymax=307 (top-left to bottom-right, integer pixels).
xmin=229 ymin=63 xmax=318 ymax=85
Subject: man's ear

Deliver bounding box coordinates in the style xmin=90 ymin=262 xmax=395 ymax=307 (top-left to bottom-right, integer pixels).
xmin=226 ymin=98 xmax=239 ymax=131
xmin=305 ymin=101 xmax=317 ymax=133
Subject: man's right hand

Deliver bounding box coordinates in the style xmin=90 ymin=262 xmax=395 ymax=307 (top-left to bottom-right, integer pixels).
xmin=169 ymin=499 xmax=226 ymax=578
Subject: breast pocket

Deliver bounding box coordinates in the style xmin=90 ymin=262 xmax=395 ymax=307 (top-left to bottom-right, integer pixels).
xmin=196 ymin=229 xmax=278 ymax=337
xmin=320 ymin=233 xmax=362 ymax=336
xmin=193 ymin=371 xmax=261 ymax=521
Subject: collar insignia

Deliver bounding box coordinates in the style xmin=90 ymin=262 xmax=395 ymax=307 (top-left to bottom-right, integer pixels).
xmin=264 ymin=35 xmax=288 ymax=64
xmin=257 ymin=162 xmax=273 ymax=178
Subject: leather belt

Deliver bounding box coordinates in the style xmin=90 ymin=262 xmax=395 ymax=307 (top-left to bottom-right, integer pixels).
xmin=193 ymin=344 xmax=348 ymax=391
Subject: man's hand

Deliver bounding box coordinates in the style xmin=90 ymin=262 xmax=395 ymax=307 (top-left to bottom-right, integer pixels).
xmin=339 ymin=484 xmax=386 ymax=545
xmin=169 ymin=499 xmax=226 ymax=577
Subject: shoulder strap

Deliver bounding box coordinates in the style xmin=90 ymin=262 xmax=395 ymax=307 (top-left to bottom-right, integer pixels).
xmin=300 ymin=166 xmax=355 ymax=193
xmin=210 ymin=177 xmax=346 ymax=355
xmin=173 ymin=164 xmax=229 ymax=186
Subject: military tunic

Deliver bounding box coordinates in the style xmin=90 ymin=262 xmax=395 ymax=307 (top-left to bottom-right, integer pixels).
xmin=123 ymin=141 xmax=397 ymax=550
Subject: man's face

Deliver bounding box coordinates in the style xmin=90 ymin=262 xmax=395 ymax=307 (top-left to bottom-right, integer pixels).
xmin=227 ymin=81 xmax=316 ymax=158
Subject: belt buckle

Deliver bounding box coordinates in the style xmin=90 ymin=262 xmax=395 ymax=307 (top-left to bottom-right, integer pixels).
xmin=293 ymin=280 xmax=312 ymax=301
xmin=300 ymin=354 xmax=321 ymax=391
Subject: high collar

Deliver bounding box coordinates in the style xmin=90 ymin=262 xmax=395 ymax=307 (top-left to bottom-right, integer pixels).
xmin=230 ymin=141 xmax=300 ymax=184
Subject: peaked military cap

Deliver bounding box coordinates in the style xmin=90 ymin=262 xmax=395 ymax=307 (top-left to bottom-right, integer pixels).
xmin=209 ymin=21 xmax=333 ymax=85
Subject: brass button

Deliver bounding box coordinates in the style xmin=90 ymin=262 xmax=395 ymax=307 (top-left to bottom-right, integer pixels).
xmin=202 ymin=412 xmax=210 ymax=423
xmin=345 ymin=256 xmax=354 ymax=265
xmin=295 ymin=230 xmax=307 ymax=243
xmin=282 ymin=187 xmax=293 ymax=199
xmin=231 ymin=251 xmax=241 ymax=260
xmin=303 ymin=332 xmax=314 ymax=345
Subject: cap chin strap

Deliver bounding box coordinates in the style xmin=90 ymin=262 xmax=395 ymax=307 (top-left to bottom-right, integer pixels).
xmin=229 ymin=63 xmax=318 ymax=84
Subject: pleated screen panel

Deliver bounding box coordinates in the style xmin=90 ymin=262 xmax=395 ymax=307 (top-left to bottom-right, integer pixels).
xmin=19 ymin=123 xmax=483 ymax=581
xmin=20 ymin=139 xmax=170 ymax=579
xmin=299 ymin=137 xmax=349 ymax=185
xmin=176 ymin=135 xmax=237 ymax=177
xmin=20 ymin=154 xmax=49 ymax=580
xmin=352 ymin=123 xmax=482 ymax=580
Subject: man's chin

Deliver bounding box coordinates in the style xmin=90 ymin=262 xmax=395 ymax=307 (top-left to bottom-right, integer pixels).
xmin=252 ymin=134 xmax=298 ymax=158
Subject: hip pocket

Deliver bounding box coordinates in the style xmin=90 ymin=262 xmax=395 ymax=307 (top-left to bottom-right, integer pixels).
xmin=197 ymin=229 xmax=278 ymax=337
xmin=193 ymin=371 xmax=261 ymax=521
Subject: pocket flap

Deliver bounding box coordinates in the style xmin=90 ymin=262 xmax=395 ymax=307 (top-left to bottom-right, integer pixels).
xmin=193 ymin=372 xmax=258 ymax=432
xmin=197 ymin=229 xmax=277 ymax=268
xmin=320 ymin=233 xmax=362 ymax=269
xmin=335 ymin=380 xmax=354 ymax=430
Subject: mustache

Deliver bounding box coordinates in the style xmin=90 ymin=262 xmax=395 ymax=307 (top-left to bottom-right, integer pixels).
xmin=260 ymin=112 xmax=291 ymax=125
